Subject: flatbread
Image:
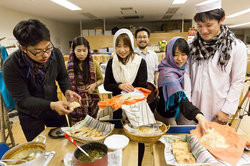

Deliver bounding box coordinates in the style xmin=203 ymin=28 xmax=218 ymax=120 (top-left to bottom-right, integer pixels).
xmin=174 ymin=150 xmax=196 ymax=164
xmin=172 ymin=140 xmax=196 ymax=164
xmin=70 ymin=126 xmax=104 ymax=138
xmin=200 ymin=128 xmax=229 ymax=148
xmin=172 ymin=140 xmax=189 ymax=151
xmin=119 ymin=93 xmax=142 ymax=101
xmin=69 ymin=101 xmax=81 ymax=109
xmin=138 ymin=126 xmax=158 ymax=134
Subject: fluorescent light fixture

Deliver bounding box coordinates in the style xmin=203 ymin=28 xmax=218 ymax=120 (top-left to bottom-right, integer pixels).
xmin=229 ymin=22 xmax=250 ymax=28
xmin=172 ymin=0 xmax=187 ymax=5
xmin=50 ymin=0 xmax=81 ymax=10
xmin=227 ymin=8 xmax=250 ymax=18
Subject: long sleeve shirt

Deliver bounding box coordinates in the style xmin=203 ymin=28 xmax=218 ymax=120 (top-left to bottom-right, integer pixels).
xmin=156 ymin=88 xmax=201 ymax=123
xmin=184 ymin=39 xmax=247 ymax=121
xmin=3 ymin=48 xmax=71 ymax=119
xmin=104 ymin=58 xmax=147 ymax=96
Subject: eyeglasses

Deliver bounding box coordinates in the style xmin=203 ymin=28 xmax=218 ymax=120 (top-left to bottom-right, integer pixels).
xmin=137 ymin=35 xmax=148 ymax=39
xmin=26 ymin=43 xmax=54 ymax=57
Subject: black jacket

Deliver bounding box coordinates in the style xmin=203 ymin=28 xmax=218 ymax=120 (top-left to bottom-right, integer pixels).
xmin=156 ymin=87 xmax=201 ymax=123
xmin=104 ymin=58 xmax=147 ymax=96
xmin=3 ymin=48 xmax=71 ymax=119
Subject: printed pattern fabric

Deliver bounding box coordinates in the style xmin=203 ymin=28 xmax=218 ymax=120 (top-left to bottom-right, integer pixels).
xmin=67 ymin=46 xmax=100 ymax=125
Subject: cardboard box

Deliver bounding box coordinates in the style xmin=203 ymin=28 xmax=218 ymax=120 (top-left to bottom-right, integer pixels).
xmin=96 ymin=29 xmax=103 ymax=36
xmin=104 ymin=30 xmax=112 ymax=35
xmin=88 ymin=29 xmax=95 ymax=36
xmin=81 ymin=29 xmax=88 ymax=36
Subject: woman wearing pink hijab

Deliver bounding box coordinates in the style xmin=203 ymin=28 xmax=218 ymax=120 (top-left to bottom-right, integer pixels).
xmin=155 ymin=37 xmax=209 ymax=134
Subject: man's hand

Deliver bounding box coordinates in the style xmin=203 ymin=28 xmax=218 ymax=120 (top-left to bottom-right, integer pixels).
xmin=118 ymin=83 xmax=135 ymax=92
xmin=65 ymin=90 xmax=81 ymax=103
xmin=212 ymin=111 xmax=229 ymax=125
xmin=196 ymin=113 xmax=210 ymax=135
xmin=50 ymin=101 xmax=73 ymax=115
xmin=85 ymin=83 xmax=96 ymax=94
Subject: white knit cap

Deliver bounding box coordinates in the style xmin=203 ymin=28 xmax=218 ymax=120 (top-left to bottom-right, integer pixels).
xmin=113 ymin=28 xmax=134 ymax=50
xmin=196 ymin=0 xmax=221 ymax=13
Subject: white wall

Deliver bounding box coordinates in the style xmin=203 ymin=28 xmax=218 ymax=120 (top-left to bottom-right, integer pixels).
xmin=0 ymin=6 xmax=79 ymax=54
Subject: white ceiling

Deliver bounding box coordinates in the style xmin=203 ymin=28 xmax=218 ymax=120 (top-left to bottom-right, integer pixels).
xmin=0 ymin=0 xmax=250 ymax=29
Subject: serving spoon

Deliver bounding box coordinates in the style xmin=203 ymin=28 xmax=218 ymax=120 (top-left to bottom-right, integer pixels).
xmin=21 ymin=150 xmax=43 ymax=161
xmin=0 ymin=158 xmax=27 ymax=166
xmin=64 ymin=133 xmax=90 ymax=158
xmin=0 ymin=151 xmax=42 ymax=164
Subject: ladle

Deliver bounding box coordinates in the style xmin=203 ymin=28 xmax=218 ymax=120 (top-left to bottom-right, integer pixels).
xmin=21 ymin=150 xmax=42 ymax=161
xmin=64 ymin=133 xmax=90 ymax=157
xmin=0 ymin=158 xmax=26 ymax=162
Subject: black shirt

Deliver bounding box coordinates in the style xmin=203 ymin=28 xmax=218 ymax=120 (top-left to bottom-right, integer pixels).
xmin=3 ymin=48 xmax=71 ymax=119
xmin=104 ymin=58 xmax=148 ymax=96
xmin=156 ymin=87 xmax=201 ymax=123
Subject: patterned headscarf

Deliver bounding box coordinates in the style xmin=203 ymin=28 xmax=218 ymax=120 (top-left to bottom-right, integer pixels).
xmin=67 ymin=37 xmax=100 ymax=124
xmin=189 ymin=25 xmax=236 ymax=70
xmin=158 ymin=37 xmax=187 ymax=118
xmin=21 ymin=49 xmax=54 ymax=85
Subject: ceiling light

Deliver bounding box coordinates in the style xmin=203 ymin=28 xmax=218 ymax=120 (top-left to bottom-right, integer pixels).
xmin=172 ymin=0 xmax=187 ymax=4
xmin=229 ymin=22 xmax=250 ymax=28
xmin=227 ymin=8 xmax=250 ymax=18
xmin=50 ymin=0 xmax=81 ymax=10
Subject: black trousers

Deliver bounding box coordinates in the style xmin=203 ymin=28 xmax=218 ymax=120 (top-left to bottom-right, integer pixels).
xmin=19 ymin=111 xmax=67 ymax=141
xmin=149 ymin=96 xmax=159 ymax=113
xmin=138 ymin=143 xmax=145 ymax=166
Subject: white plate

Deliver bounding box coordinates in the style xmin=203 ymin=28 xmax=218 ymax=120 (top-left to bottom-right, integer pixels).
xmin=104 ymin=134 xmax=129 ymax=150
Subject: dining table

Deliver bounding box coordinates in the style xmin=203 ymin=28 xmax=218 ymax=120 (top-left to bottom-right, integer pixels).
xmin=39 ymin=127 xmax=138 ymax=166
xmin=39 ymin=127 xmax=250 ymax=166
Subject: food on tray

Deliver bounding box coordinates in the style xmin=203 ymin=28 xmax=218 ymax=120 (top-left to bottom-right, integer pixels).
xmin=69 ymin=101 xmax=81 ymax=110
xmin=119 ymin=93 xmax=143 ymax=101
xmin=200 ymin=128 xmax=229 ymax=148
xmin=138 ymin=126 xmax=158 ymax=134
xmin=172 ymin=139 xmax=189 ymax=151
xmin=172 ymin=140 xmax=196 ymax=164
xmin=70 ymin=126 xmax=104 ymax=138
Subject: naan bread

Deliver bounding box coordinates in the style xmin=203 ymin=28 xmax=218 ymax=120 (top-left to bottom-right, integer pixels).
xmin=174 ymin=150 xmax=196 ymax=164
xmin=138 ymin=126 xmax=158 ymax=134
xmin=70 ymin=101 xmax=81 ymax=109
xmin=172 ymin=140 xmax=196 ymax=164
xmin=119 ymin=93 xmax=142 ymax=101
xmin=70 ymin=126 xmax=104 ymax=138
xmin=200 ymin=128 xmax=229 ymax=148
xmin=172 ymin=139 xmax=189 ymax=151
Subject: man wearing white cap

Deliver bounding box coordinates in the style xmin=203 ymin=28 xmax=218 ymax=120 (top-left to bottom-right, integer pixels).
xmin=184 ymin=0 xmax=247 ymax=125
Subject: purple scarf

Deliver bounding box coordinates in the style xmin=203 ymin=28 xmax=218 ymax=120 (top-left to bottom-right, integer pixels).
xmin=158 ymin=37 xmax=187 ymax=117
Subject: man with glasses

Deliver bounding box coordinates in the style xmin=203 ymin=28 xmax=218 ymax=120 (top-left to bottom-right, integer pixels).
xmin=135 ymin=27 xmax=159 ymax=112
xmin=3 ymin=19 xmax=81 ymax=141
xmin=134 ymin=27 xmax=159 ymax=166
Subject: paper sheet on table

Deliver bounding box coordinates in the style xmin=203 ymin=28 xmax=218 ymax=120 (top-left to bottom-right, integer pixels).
xmin=190 ymin=122 xmax=247 ymax=166
xmin=108 ymin=149 xmax=122 ymax=166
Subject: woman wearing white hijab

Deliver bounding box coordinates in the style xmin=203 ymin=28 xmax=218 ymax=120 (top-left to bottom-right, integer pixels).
xmin=104 ymin=28 xmax=147 ymax=98
xmin=104 ymin=28 xmax=147 ymax=166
